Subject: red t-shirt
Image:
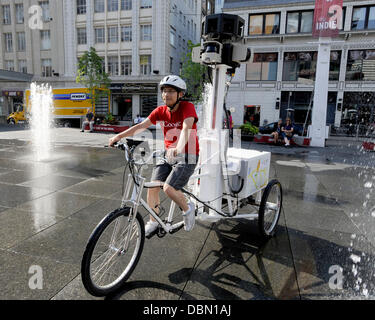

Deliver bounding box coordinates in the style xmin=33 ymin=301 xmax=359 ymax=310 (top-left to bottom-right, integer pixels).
xmin=148 ymin=101 xmax=199 ymax=155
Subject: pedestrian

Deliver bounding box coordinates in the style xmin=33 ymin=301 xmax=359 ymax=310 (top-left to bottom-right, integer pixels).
xmin=134 ymin=114 xmax=142 ymax=125
xmin=81 ymin=108 xmax=95 ymax=132
xmin=109 ymin=75 xmax=199 ymax=236
xmin=281 ymin=117 xmax=294 ymax=147
xmin=271 ymin=119 xmax=283 ymax=144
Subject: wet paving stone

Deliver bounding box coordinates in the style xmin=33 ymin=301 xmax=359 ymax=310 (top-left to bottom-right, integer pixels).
xmin=0 ymin=249 xmax=79 ymax=300
xmin=0 ymin=183 xmax=53 ymax=208
xmin=16 ymin=191 xmax=101 ymax=218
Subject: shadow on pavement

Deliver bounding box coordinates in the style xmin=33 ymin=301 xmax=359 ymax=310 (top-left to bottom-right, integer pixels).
xmin=100 ymin=214 xmax=375 ymax=300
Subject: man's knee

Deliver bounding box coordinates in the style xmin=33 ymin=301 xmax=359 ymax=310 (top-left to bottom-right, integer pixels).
xmin=163 ymin=183 xmax=176 ymax=196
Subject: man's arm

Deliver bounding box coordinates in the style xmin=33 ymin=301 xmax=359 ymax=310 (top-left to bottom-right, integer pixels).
xmin=175 ymin=117 xmax=194 ymax=154
xmin=109 ymin=118 xmax=153 ymax=146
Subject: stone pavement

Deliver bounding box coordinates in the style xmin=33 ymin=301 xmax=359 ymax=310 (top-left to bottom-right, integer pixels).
xmin=0 ymin=125 xmax=374 ymax=300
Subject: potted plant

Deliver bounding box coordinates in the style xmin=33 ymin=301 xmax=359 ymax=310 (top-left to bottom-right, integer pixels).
xmin=102 ymin=113 xmax=118 ymax=125
xmin=239 ymin=123 xmax=259 ymax=140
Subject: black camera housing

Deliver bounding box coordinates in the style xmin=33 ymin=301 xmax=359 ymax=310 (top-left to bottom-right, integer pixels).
xmin=202 ymin=13 xmax=245 ymax=42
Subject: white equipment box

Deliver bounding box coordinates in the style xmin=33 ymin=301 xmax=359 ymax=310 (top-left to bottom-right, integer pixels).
xmin=226 ymin=148 xmax=271 ymax=199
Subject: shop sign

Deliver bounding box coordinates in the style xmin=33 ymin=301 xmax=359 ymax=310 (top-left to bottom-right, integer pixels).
xmin=2 ymin=91 xmax=23 ymax=97
xmin=110 ymin=83 xmax=158 ymax=94
xmin=313 ymin=0 xmax=343 ymax=38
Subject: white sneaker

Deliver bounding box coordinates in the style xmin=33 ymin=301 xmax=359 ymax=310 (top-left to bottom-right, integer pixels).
xmin=182 ymin=202 xmax=195 ymax=231
xmin=144 ymin=220 xmax=158 ymax=236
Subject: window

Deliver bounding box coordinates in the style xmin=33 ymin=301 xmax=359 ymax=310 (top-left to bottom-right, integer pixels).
xmin=17 ymin=32 xmax=26 ymax=52
xmin=94 ymin=0 xmax=105 ymax=13
xmin=41 ymin=59 xmax=52 ymax=77
xmin=2 ymin=5 xmax=11 ymax=24
xmin=4 ymin=33 xmax=13 ymax=52
xmin=108 ymin=56 xmax=119 ymax=76
xmin=15 ymin=4 xmax=24 ymax=24
xmin=140 ymin=95 xmax=157 ymax=117
xmin=40 ymin=30 xmax=51 ymax=50
xmin=140 ymin=25 xmax=152 ymax=41
xmin=351 ymin=6 xmax=375 ymax=30
xmin=121 ymin=0 xmax=132 ymax=10
xmin=346 ymin=50 xmax=375 ymax=81
xmin=246 ymin=53 xmax=278 ymax=81
xmin=286 ymin=10 xmax=313 ymax=33
xmin=140 ymin=55 xmax=151 ymax=75
xmin=249 ymin=13 xmax=280 ymax=35
xmin=283 ymin=52 xmax=317 ymax=81
xmin=170 ymin=29 xmax=176 ymax=47
xmin=107 ymin=0 xmax=118 ymax=12
xmin=329 ymin=51 xmax=341 ymax=81
xmin=95 ymin=28 xmax=105 ymax=43
xmin=77 ymin=28 xmax=87 ymax=45
xmin=140 ymin=0 xmax=152 ymax=9
xmin=77 ymin=0 xmax=86 ymax=15
xmin=121 ymin=25 xmax=132 ymax=41
xmin=108 ymin=26 xmax=118 ymax=42
xmin=121 ymin=55 xmax=132 ymax=75
xmin=170 ymin=57 xmax=173 ymax=73
xmin=18 ymin=60 xmax=27 ymax=73
xmin=99 ymin=57 xmax=106 ymax=73
xmin=39 ymin=1 xmax=50 ymax=22
xmin=5 ymin=60 xmax=14 ymax=71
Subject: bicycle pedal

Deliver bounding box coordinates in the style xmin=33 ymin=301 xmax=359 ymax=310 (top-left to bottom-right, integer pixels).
xmin=157 ymin=226 xmax=167 ymax=238
xmin=145 ymin=228 xmax=158 ymax=239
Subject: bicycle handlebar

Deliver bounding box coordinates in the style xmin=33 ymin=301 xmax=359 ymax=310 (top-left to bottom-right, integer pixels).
xmin=111 ymin=141 xmax=165 ymax=165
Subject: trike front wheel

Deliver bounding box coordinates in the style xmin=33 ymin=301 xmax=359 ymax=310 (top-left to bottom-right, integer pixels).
xmin=81 ymin=207 xmax=145 ymax=297
xmin=258 ymin=179 xmax=282 ymax=239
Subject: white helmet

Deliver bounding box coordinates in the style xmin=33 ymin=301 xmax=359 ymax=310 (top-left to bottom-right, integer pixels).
xmin=160 ymin=75 xmax=187 ymax=93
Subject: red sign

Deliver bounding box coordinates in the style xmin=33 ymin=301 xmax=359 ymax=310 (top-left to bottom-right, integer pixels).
xmin=313 ymin=0 xmax=343 ymax=38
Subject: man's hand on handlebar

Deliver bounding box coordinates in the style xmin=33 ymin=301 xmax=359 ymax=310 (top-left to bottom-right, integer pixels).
xmin=109 ymin=135 xmax=121 ymax=147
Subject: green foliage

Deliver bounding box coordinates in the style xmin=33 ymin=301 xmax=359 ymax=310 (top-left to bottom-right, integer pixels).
xmin=76 ymin=47 xmax=111 ymax=108
xmin=239 ymin=123 xmax=259 ymax=135
xmin=180 ymin=41 xmax=209 ymax=102
xmin=103 ymin=113 xmax=117 ymax=124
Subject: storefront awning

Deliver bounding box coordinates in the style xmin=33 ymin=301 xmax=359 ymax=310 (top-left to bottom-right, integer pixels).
xmin=0 ymin=69 xmax=34 ymax=82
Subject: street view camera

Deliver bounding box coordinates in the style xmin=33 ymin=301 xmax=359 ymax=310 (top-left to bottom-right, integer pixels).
xmin=192 ymin=14 xmax=251 ymax=70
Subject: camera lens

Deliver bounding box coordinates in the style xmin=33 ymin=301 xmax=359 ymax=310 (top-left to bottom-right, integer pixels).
xmin=205 ymin=44 xmax=219 ymax=53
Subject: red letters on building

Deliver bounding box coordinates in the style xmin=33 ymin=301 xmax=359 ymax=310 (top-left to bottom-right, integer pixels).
xmin=312 ymin=0 xmax=343 ymax=38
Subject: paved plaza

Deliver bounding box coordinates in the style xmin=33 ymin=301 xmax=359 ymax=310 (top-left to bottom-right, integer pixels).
xmin=0 ymin=125 xmax=374 ymax=300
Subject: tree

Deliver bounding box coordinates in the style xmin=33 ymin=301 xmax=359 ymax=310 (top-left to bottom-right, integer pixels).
xmin=180 ymin=40 xmax=209 ymax=102
xmin=76 ymin=47 xmax=111 ymax=109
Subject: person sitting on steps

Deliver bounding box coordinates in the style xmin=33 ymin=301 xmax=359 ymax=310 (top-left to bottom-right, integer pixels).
xmin=81 ymin=108 xmax=95 ymax=132
xmin=281 ymin=117 xmax=294 ymax=147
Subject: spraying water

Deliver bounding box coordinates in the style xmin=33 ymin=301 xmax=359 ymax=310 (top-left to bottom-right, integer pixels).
xmin=29 ymin=83 xmax=54 ymax=161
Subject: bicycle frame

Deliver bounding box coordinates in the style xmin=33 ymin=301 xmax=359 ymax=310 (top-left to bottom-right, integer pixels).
xmin=119 ymin=151 xmax=264 ymax=236
xmin=121 ymin=172 xmax=184 ymax=234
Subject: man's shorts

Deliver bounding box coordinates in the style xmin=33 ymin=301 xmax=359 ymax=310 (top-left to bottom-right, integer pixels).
xmin=151 ymin=154 xmax=198 ymax=191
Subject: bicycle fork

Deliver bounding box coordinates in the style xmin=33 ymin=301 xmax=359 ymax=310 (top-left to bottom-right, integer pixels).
xmin=118 ymin=174 xmax=145 ymax=254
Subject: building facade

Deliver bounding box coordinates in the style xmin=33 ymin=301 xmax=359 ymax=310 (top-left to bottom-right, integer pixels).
xmin=222 ymin=0 xmax=375 ymax=133
xmin=0 ymin=0 xmax=65 ymax=116
xmin=0 ymin=0 xmax=202 ymax=124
